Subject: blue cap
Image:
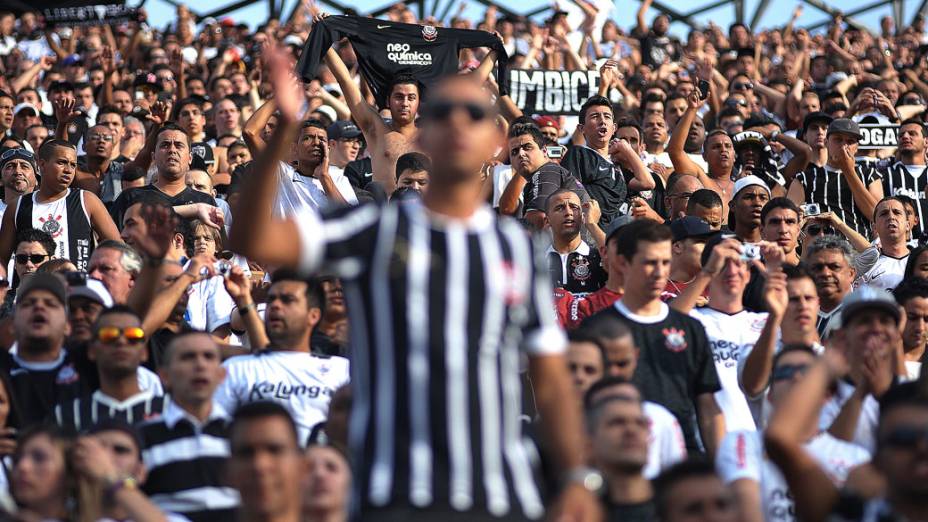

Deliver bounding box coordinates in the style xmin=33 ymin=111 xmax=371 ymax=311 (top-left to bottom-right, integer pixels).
xmin=670 ymin=215 xmax=713 ymax=242
xmin=327 ymin=120 xmax=362 ymax=140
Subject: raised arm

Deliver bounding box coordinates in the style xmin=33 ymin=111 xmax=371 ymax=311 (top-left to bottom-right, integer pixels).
xmin=229 ymin=49 xmax=304 ymax=267
xmin=636 ymin=0 xmax=653 ymax=36
xmin=323 ymin=46 xmax=383 ymax=138
xmin=224 ymin=265 xmax=269 ymax=351
xmin=84 ymin=192 xmax=121 ymax=242
xmin=740 ymin=269 xmax=786 ymax=397
xmin=668 ymin=91 xmax=708 ymax=180
xmin=773 ymin=131 xmax=812 ymax=184
xmin=242 ymin=98 xmax=276 ymax=157
xmin=122 ymin=101 xmax=169 ymax=174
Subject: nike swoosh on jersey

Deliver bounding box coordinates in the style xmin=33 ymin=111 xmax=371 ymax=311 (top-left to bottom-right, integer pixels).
xmin=377 ymin=24 xmax=391 ymax=29
xmin=598 ymin=165 xmax=611 ymax=171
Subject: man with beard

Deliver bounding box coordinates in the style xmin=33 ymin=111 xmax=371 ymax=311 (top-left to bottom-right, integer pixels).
xmin=670 ymin=92 xmax=736 ymax=225
xmin=0 ymin=139 xmax=120 ymax=272
xmin=54 ymin=306 xmax=167 ymax=431
xmin=214 ymin=271 xmax=350 ymax=444
xmin=108 ymin=124 xmax=218 ymax=228
xmin=0 ymin=148 xmax=38 ymax=221
xmin=788 ymin=119 xmax=883 ymax=239
xmin=854 ymin=197 xmax=910 ymax=291
xmin=499 ymin=123 xmax=589 ymax=230
xmin=880 ymin=119 xmax=928 ymax=241
xmin=760 ymin=198 xmax=802 ymax=265
xmin=562 ymin=96 xmax=629 ymax=227
xmin=803 ymin=236 xmax=857 ymax=339
xmin=545 ymin=189 xmax=607 ymax=296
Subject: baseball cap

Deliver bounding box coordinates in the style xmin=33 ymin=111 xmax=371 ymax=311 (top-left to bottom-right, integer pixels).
xmin=841 ymin=285 xmax=901 ymax=325
xmin=16 ymin=272 xmax=68 ymax=306
xmin=68 ymin=278 xmax=114 ymax=308
xmin=670 ymin=216 xmax=713 ymax=243
xmin=0 ymin=148 xmax=37 ymax=174
xmin=604 ymin=215 xmax=634 ymax=243
xmin=327 ymin=120 xmax=362 ymax=140
xmin=190 ymin=142 xmax=215 ymax=170
xmin=853 ymin=112 xmax=892 ymax=126
xmin=743 ymin=114 xmax=779 ymax=130
xmin=827 ymin=118 xmax=861 ymax=138
xmin=313 ymin=105 xmax=337 ymax=125
xmin=731 ymin=130 xmax=768 ymax=150
xmin=220 ymin=17 xmax=236 ymax=27
xmin=13 ymin=103 xmax=38 ymax=117
xmin=799 ymin=112 xmax=833 ymax=139
xmin=732 ymin=175 xmax=770 ymax=198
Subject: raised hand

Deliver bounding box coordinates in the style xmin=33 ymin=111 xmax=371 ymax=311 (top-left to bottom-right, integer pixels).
xmin=582 ymin=199 xmax=601 ymax=225
xmin=101 ymin=46 xmax=116 ymax=75
xmin=72 ymin=436 xmax=120 ymax=484
xmin=763 ymin=269 xmax=788 ymax=319
xmin=194 ymin=203 xmax=225 ymax=230
xmin=170 ymin=47 xmax=185 ymax=73
xmin=223 ymin=265 xmax=253 ymax=302
xmin=686 ymin=89 xmax=705 ymax=111
xmin=599 ymin=59 xmax=619 ymax=88
xmin=53 ymin=96 xmax=80 ymax=123
xmin=39 ymin=54 xmax=56 ymax=71
xmin=147 ymin=100 xmax=169 ymax=126
xmin=124 ymin=203 xmax=179 ymax=261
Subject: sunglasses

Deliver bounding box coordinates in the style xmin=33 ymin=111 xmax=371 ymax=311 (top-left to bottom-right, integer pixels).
xmin=771 ymin=363 xmax=809 ymax=382
xmin=96 ymin=326 xmax=146 ymax=345
xmin=732 ymin=82 xmax=754 ymax=91
xmin=421 ymin=100 xmax=494 ymax=122
xmin=15 ymin=253 xmax=48 ymax=265
xmin=881 ymin=425 xmax=928 ymax=450
xmin=805 ymin=224 xmax=836 ymax=236
xmin=1 ymin=148 xmax=34 ymax=160
xmin=725 ymin=98 xmax=748 ymax=107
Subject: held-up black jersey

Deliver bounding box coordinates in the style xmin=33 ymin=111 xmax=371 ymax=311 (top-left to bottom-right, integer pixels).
xmin=298 ymin=15 xmax=509 ymax=109
xmin=522 ymin=162 xmax=589 ymax=212
xmin=561 ymin=146 xmax=628 ymax=227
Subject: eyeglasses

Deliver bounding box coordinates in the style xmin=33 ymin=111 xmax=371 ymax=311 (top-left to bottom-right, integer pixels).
xmin=1 ymin=148 xmax=34 ymax=160
xmin=15 ymin=253 xmax=48 ymax=265
xmin=771 ymin=363 xmax=809 ymax=382
xmin=805 ymin=224 xmax=836 ymax=236
xmin=96 ymin=326 xmax=145 ymax=345
xmin=88 ymin=134 xmax=114 ymax=142
xmin=881 ymin=425 xmax=928 ymax=450
xmin=420 ymin=100 xmax=495 ymax=122
xmin=732 ymin=82 xmax=754 ymax=91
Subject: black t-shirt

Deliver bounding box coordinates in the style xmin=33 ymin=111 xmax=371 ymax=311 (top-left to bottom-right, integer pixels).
xmin=0 ymin=349 xmax=92 ymax=428
xmin=522 ymin=162 xmax=589 ymax=213
xmin=638 ymin=31 xmax=679 ymax=68
xmin=583 ymin=301 xmax=721 ymax=453
xmin=606 ymin=498 xmax=657 ymax=522
xmin=561 ymin=146 xmax=628 ymax=227
xmin=311 ymin=330 xmax=347 ymax=357
xmin=109 ymin=185 xmax=217 ymax=228
xmin=345 ymin=157 xmax=374 ymax=189
xmin=299 ymin=15 xmax=509 ymax=109
xmin=547 ymin=248 xmax=607 ymax=295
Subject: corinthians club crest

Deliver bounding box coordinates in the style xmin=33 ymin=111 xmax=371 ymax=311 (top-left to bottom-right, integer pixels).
xmin=422 ymin=25 xmax=438 ymax=41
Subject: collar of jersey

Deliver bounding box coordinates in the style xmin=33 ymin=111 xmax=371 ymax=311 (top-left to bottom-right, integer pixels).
xmin=405 ymin=199 xmax=495 ymax=232
xmin=93 ymin=389 xmax=156 ymax=410
xmin=163 ymin=398 xmax=228 ymax=429
xmin=10 ymin=343 xmax=67 ymax=371
xmin=614 ymin=298 xmax=669 ymax=323
xmin=546 ymin=240 xmax=591 ymax=256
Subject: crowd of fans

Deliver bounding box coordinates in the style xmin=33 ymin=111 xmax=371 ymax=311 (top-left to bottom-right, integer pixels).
xmin=0 ymin=0 xmax=927 ymax=520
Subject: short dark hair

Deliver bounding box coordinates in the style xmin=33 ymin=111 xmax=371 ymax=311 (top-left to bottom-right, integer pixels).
xmin=507 ymin=122 xmax=546 ymax=149
xmin=163 ymin=330 xmax=218 ymax=366
xmin=93 ymin=304 xmax=141 ymax=333
xmin=579 ymin=95 xmax=613 ymax=125
xmin=872 ymin=195 xmax=908 ymax=222
xmin=583 ymin=375 xmax=638 ymax=411
xmin=0 ymin=90 xmax=11 ymax=102
xmin=613 ymin=219 xmax=672 ymax=261
xmin=37 ymin=139 xmax=76 ymax=161
xmin=893 ymin=276 xmax=928 ymax=306
xmin=395 ymin=152 xmax=431 ymax=180
xmin=705 ymin=129 xmax=731 ymax=144
xmin=567 ymin=329 xmax=607 ymax=369
xmin=877 ymin=381 xmax=928 ymax=448
xmin=388 ymin=73 xmax=423 ymax=98
xmin=155 ymin=122 xmax=191 ymax=147
xmin=230 ymin=401 xmax=300 ymax=451
xmin=771 ymin=343 xmax=818 ymax=371
xmin=761 ymin=197 xmax=801 ymax=225
xmin=15 ymin=228 xmax=55 ymax=256
xmin=300 ymin=118 xmax=327 ymax=134
xmin=899 ymin=118 xmax=928 ymax=137
xmin=653 ymin=458 xmax=721 ymax=519
xmin=687 ymin=188 xmax=723 ymax=211
xmin=544 ymin=188 xmax=581 ymax=213
xmin=782 ymin=263 xmax=813 ymax=283
xmin=270 ymin=269 xmax=325 ymax=313
xmin=905 ymin=245 xmax=928 ymax=279
xmin=95 ymin=105 xmax=122 ymax=123
xmin=614 ymin=117 xmax=643 ymax=142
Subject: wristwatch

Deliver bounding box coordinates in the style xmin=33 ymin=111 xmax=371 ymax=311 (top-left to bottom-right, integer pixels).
xmin=563 ymin=466 xmax=605 ymax=494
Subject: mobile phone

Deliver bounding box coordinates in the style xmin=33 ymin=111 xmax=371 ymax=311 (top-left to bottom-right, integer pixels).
xmin=697 ymin=79 xmax=710 ymax=100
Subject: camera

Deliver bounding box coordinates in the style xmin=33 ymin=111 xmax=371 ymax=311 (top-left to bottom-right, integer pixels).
xmin=800 ymin=203 xmax=821 ymax=217
xmin=545 ymin=145 xmax=566 ymax=159
xmin=63 ymin=271 xmax=88 ymax=286
xmin=740 ymin=244 xmax=760 ymax=261
xmin=218 ymin=260 xmax=232 ymax=277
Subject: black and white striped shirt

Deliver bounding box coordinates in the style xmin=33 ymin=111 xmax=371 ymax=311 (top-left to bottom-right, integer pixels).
xmin=880 ymin=159 xmax=928 ymax=237
xmin=138 ymin=401 xmax=239 ymax=522
xmin=54 ymin=390 xmax=166 ymax=432
xmin=794 ymin=162 xmax=882 ymax=239
xmin=295 ymin=201 xmax=566 ymax=520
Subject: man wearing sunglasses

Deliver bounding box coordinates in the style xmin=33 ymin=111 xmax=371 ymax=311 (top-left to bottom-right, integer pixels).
xmin=54 ymin=305 xmax=166 ymax=432
xmin=232 ymin=55 xmax=599 ymax=521
xmin=718 ymin=345 xmax=869 ymax=522
xmin=765 ymin=359 xmax=928 ymax=521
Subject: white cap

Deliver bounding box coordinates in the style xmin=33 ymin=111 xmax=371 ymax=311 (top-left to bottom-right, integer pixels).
xmin=13 ymin=103 xmax=38 ymax=117
xmin=283 ymin=34 xmax=304 ymax=47
xmin=313 ymin=105 xmax=337 ymax=123
xmin=732 ymin=174 xmax=770 ymax=198
xmin=68 ymin=278 xmax=114 ymax=308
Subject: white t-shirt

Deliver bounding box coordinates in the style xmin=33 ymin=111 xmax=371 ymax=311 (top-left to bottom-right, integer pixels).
xmin=643 ymin=400 xmax=687 ymax=479
xmin=491 ymin=164 xmax=516 ymax=209
xmin=180 ymin=259 xmax=235 ymax=334
xmin=904 ymin=360 xmax=922 ymax=381
xmin=690 ymin=307 xmax=768 ymax=432
xmin=214 ymin=351 xmax=350 ymax=444
xmin=854 ymin=251 xmax=908 ymax=292
xmin=717 ymin=430 xmax=869 ymax=521
xmin=274 ymin=162 xmax=328 ymax=218
xmin=819 ymin=380 xmax=880 ymax=454
xmin=325 ymin=165 xmax=359 ymax=204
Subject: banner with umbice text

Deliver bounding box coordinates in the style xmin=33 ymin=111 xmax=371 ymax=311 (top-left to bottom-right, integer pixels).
xmin=7 ymin=0 xmax=138 ymax=26
xmin=509 ymin=69 xmax=618 ymax=116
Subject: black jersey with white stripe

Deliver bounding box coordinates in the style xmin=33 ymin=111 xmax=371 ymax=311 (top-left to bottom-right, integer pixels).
xmin=794 ymin=162 xmax=881 ymax=239
xmin=293 ymin=200 xmax=566 ymax=520
xmin=139 ymin=402 xmax=238 ymax=522
xmin=54 ymin=390 xmax=166 ymax=432
xmin=880 ymin=159 xmax=928 ymax=238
